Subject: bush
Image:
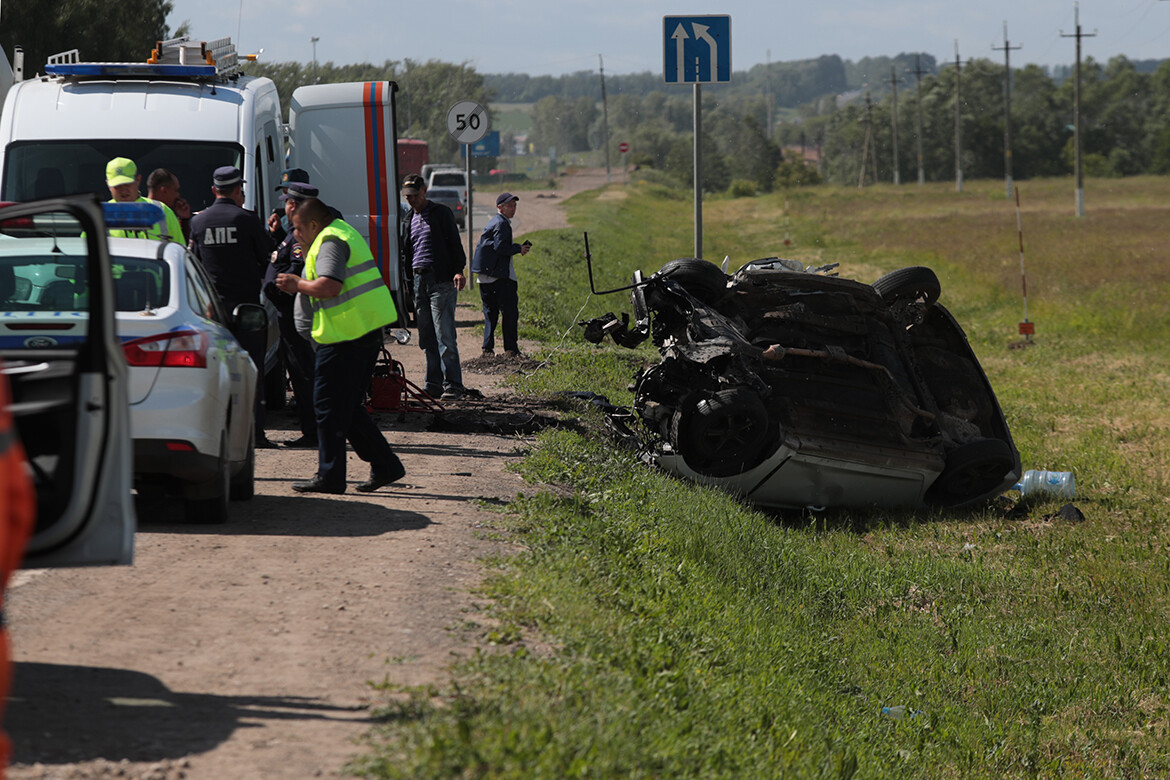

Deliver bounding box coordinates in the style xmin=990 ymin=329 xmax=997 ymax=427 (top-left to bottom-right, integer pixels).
xmin=728 ymin=179 xmax=757 ymax=198
xmin=775 ymin=159 xmax=822 ymax=188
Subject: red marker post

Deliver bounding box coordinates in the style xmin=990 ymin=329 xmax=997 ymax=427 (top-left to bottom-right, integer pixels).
xmin=1015 ymin=187 xmax=1034 ymax=342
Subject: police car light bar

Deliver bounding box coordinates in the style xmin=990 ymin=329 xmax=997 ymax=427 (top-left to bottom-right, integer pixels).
xmin=102 ymin=202 xmax=164 ymax=229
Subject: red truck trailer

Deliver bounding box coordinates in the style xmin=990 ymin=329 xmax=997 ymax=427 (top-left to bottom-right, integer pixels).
xmin=396 ymin=138 xmax=428 ymax=180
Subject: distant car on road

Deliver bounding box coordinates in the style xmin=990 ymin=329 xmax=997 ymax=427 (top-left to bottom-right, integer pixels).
xmin=425 ymin=186 xmax=466 ymax=230
xmin=0 ymin=202 xmax=267 ymax=524
xmin=581 ymin=257 xmax=1021 ymax=510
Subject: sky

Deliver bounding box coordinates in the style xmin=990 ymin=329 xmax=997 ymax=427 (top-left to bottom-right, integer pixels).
xmin=168 ymin=0 xmax=1170 ymax=77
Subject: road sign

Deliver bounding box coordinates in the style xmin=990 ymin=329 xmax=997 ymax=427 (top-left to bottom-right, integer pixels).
xmin=618 ymin=142 xmax=629 ymax=153
xmin=663 ymin=15 xmax=731 ymax=84
xmin=446 ymin=101 xmax=489 ymax=145
xmin=463 ymin=131 xmax=500 ymax=158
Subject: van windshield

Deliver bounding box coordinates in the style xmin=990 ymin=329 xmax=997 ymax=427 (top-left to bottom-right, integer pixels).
xmin=2 ymin=141 xmax=244 ymax=212
xmin=431 ymin=172 xmax=465 ymax=187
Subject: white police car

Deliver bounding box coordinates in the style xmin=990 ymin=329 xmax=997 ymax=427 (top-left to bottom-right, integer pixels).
xmin=0 ymin=200 xmax=265 ymax=524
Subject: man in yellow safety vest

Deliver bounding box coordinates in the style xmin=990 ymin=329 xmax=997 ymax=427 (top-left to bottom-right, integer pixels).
xmin=274 ymin=197 xmax=405 ymax=494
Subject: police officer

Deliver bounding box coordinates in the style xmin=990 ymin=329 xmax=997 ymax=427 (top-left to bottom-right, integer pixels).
xmin=262 ymin=181 xmax=320 ymax=448
xmin=105 ymin=156 xmax=184 ymax=243
xmin=190 ymin=165 xmax=275 ymax=448
xmin=274 ymin=197 xmax=405 ymax=494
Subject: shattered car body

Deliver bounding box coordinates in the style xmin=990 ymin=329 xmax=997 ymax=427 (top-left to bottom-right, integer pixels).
xmin=581 ymin=257 xmax=1021 ymax=510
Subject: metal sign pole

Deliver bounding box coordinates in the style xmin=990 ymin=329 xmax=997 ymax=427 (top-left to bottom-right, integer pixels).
xmin=465 ymin=147 xmax=474 ymax=288
xmin=694 ymin=82 xmax=702 ymax=259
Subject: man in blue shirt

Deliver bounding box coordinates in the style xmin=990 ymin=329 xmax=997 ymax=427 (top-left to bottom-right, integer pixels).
xmin=471 ymin=192 xmax=530 ymax=356
xmin=400 ymin=174 xmax=467 ymax=400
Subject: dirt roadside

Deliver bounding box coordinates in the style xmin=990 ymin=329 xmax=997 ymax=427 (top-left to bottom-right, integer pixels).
xmin=6 ymin=168 xmax=612 ymax=780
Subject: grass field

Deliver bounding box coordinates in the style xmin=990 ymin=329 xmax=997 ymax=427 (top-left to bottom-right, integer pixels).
xmin=352 ymin=176 xmax=1170 ymax=778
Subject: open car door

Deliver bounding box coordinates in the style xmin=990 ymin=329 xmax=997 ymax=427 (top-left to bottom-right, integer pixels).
xmin=0 ymin=196 xmax=135 ymax=566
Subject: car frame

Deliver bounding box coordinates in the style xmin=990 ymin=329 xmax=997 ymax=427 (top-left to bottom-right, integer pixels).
xmin=581 ymin=254 xmax=1021 ymax=511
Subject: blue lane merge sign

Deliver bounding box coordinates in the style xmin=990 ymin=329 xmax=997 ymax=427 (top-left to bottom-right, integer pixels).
xmin=663 ymin=15 xmax=732 ymax=84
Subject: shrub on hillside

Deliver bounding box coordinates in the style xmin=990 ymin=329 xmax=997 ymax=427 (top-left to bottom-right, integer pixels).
xmin=728 ymin=179 xmax=758 ymax=198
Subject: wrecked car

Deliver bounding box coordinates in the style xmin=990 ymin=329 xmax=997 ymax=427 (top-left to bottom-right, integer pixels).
xmin=580 ymin=255 xmax=1021 ymax=510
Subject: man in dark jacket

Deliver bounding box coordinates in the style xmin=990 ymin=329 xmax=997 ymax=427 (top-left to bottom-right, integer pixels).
xmin=400 ymin=174 xmax=467 ymax=400
xmin=190 ymin=165 xmax=275 ymax=447
xmin=471 ymin=192 xmax=530 ymax=356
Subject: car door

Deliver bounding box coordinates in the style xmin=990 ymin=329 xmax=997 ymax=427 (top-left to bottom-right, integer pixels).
xmin=0 ymin=195 xmax=136 ymax=566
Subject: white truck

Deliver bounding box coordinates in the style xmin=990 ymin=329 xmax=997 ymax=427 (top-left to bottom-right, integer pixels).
xmin=0 ymin=36 xmax=411 ymax=323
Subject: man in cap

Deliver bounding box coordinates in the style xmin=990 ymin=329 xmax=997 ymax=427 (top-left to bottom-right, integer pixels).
xmin=262 ymin=182 xmax=321 ymax=448
xmin=400 ymin=173 xmax=468 ymax=400
xmin=105 ymin=157 xmax=184 ymax=243
xmin=471 ymin=192 xmax=531 ymax=356
xmin=190 ymin=165 xmax=276 ymax=448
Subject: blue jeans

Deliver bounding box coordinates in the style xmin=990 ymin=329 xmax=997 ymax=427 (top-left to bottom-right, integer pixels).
xmin=479 ymin=278 xmax=519 ymax=353
xmin=313 ymin=329 xmax=401 ymax=487
xmin=413 ymin=271 xmax=462 ymax=394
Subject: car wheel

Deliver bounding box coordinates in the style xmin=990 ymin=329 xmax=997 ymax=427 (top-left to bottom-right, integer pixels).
xmin=673 ymin=388 xmax=770 ymax=478
xmin=264 ymin=358 xmax=287 ymax=411
xmin=229 ymin=429 xmax=256 ymax=501
xmin=873 ymin=266 xmax=941 ymax=306
xmin=925 ymin=437 xmax=1016 ymax=507
xmin=654 ymin=258 xmax=728 ymax=305
xmin=184 ymin=432 xmax=230 ymax=524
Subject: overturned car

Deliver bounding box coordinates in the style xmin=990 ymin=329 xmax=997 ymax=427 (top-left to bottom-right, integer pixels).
xmin=580 ymin=256 xmax=1020 ymax=510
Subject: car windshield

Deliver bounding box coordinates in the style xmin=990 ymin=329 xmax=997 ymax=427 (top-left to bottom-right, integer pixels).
xmin=2 ymin=140 xmax=243 ymax=212
xmin=0 ymin=231 xmax=171 ymax=348
xmin=428 ymin=188 xmax=459 ymax=199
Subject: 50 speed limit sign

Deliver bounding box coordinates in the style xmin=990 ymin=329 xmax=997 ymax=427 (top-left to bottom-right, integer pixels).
xmin=446 ymin=101 xmax=489 ymax=145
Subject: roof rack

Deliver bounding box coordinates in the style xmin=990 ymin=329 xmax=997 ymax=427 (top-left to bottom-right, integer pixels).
xmin=43 ymin=36 xmax=255 ymax=80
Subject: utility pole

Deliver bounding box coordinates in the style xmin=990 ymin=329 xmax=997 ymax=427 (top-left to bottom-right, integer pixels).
xmin=1061 ymin=3 xmax=1095 ymax=217
xmin=910 ymin=55 xmax=929 ymax=186
xmin=858 ymin=92 xmax=876 ymax=188
xmin=887 ymin=66 xmax=902 ymax=185
xmin=599 ymin=54 xmax=611 ymax=184
xmin=310 ymin=36 xmax=319 ymax=84
xmin=993 ymin=22 xmax=1022 ymax=198
xmin=953 ymin=41 xmax=965 ymax=193
xmin=765 ymin=49 xmax=774 ymax=140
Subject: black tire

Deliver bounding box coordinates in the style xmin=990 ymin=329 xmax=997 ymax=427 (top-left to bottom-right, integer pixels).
xmin=873 ymin=266 xmax=941 ymax=306
xmin=654 ymin=258 xmax=728 ymax=305
xmin=229 ymin=430 xmax=255 ymax=501
xmin=264 ymin=357 xmax=287 ymax=411
xmin=673 ymin=388 xmax=770 ymax=478
xmin=925 ymin=437 xmax=1016 ymax=507
xmin=185 ymin=432 xmax=230 ymax=524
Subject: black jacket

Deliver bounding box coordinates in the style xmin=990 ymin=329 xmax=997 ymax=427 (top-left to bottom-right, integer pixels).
xmin=189 ymin=197 xmax=273 ymax=310
xmin=402 ymin=201 xmax=465 ymax=283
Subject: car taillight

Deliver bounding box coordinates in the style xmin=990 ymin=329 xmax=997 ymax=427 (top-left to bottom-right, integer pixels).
xmin=123 ymin=330 xmax=208 ymax=368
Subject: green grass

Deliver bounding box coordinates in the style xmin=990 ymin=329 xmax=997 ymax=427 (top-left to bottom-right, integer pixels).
xmin=352 ymin=175 xmax=1170 ymax=778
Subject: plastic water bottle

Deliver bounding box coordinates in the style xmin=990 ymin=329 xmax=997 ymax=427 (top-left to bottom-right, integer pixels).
xmin=881 ymin=705 xmax=920 ymax=719
xmin=1012 ymin=469 xmax=1076 ymax=499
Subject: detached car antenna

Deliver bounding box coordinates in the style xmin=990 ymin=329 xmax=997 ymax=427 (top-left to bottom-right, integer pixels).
xmin=583 ymin=232 xmax=640 ymax=295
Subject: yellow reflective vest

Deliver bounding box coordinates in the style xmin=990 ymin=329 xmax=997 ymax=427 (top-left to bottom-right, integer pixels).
xmin=303 ymin=220 xmax=397 ymax=344
xmin=107 ymin=196 xmax=183 ymax=243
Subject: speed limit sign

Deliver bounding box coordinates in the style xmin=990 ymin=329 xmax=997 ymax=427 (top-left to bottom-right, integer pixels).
xmin=446 ymin=101 xmax=489 ymax=145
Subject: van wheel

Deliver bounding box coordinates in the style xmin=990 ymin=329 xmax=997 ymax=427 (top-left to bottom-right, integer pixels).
xmin=672 ymin=388 xmax=770 ymax=478
xmin=185 ymin=432 xmax=230 ymax=524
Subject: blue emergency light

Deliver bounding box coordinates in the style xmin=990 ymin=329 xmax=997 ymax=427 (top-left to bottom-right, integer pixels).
xmin=45 ymin=62 xmax=217 ymax=78
xmin=102 ymin=202 xmax=164 ymax=229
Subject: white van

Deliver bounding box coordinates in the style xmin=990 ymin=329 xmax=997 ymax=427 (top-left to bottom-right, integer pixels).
xmin=0 ymin=37 xmax=409 ymax=322
xmin=427 ymin=167 xmax=468 ymax=207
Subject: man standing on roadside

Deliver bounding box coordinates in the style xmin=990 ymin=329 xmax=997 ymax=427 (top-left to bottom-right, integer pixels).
xmin=472 ymin=192 xmax=530 ymax=356
xmin=275 ymin=197 xmax=405 ymax=494
xmin=400 ymin=174 xmax=467 ymax=400
xmin=189 ymin=165 xmax=275 ymax=448
xmin=262 ymin=182 xmax=321 ymax=448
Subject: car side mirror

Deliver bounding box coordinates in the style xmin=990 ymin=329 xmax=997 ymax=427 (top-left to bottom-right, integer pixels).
xmin=232 ymin=302 xmax=268 ymax=333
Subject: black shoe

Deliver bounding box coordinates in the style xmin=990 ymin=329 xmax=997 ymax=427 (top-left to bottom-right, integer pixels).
xmin=256 ymin=436 xmax=278 ymax=449
xmin=292 ymin=475 xmax=346 ymax=494
xmin=284 ymin=435 xmax=319 ymax=449
xmin=355 ymin=463 xmax=406 ymax=493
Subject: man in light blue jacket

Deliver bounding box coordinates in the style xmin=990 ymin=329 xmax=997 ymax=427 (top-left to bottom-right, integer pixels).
xmin=471 ymin=192 xmax=531 ymax=356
